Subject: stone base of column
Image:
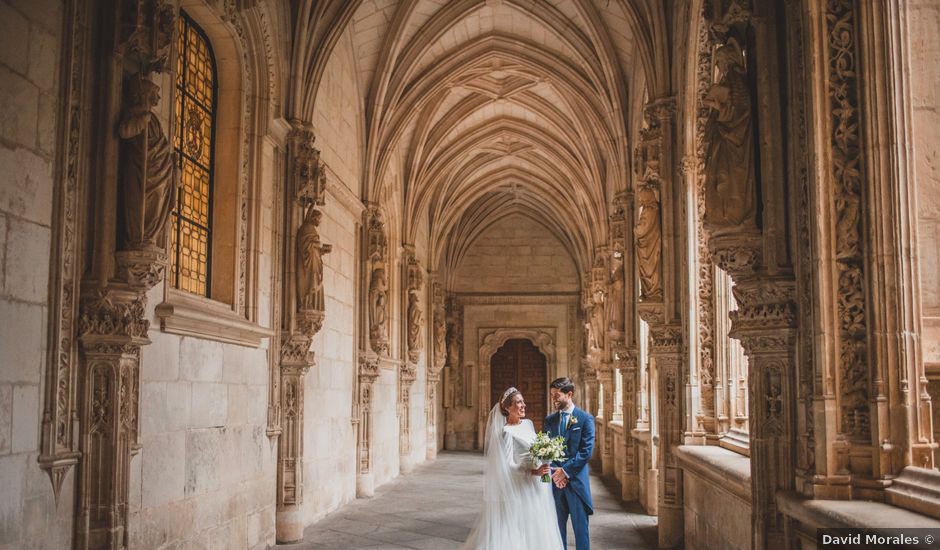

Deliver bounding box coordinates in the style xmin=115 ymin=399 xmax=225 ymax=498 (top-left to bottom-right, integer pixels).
xmin=276 ymin=506 xmax=305 ymax=544
xmin=621 ymin=473 xmax=639 ymax=501
xmin=357 ymin=472 xmax=375 ymax=498
xmin=400 ymin=455 xmax=415 ymax=474
xmin=602 ymin=454 xmax=614 ymax=476
xmin=645 ymin=468 xmax=659 ymax=515
xmin=657 ymin=504 xmax=683 ymax=548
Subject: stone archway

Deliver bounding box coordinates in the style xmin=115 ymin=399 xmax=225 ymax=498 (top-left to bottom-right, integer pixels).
xmin=477 ymin=328 xmax=557 ymax=444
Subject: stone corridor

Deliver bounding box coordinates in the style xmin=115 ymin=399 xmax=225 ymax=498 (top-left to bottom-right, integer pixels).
xmin=284 ymin=452 xmax=657 ymax=549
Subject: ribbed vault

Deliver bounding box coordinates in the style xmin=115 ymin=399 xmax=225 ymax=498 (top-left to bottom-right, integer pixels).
xmin=290 ymin=0 xmax=669 ymax=281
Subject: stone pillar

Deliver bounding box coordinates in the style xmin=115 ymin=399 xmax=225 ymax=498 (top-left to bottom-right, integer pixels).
xmin=426 ymin=371 xmax=441 ymax=460
xmin=365 ymin=207 xmax=390 ymax=356
xmin=635 ymin=90 xmax=685 ymax=547
xmin=582 ymin=363 xmax=600 ymax=469
xmin=69 ymin=4 xmax=176 ymax=546
xmin=442 ymin=297 xmax=463 ymax=450
xmin=399 ymin=363 xmax=417 ymax=473
xmin=275 ymin=355 xmax=310 ymax=541
xmin=712 ymin=251 xmax=796 ymax=550
xmin=356 ymin=353 xmax=380 ymax=497
xmin=598 ymin=365 xmax=615 ymax=476
xmin=427 ymin=282 xmax=446 ymax=459
xmin=618 ymin=352 xmax=640 ymax=501
xmin=641 ymin=307 xmax=684 ymax=549
xmin=696 ymin=5 xmax=799 ymax=546
xmin=276 ymin=121 xmax=330 ymax=542
xmin=400 ymin=251 xmax=423 ymax=474
xmin=38 ymin=0 xmax=88 ymax=501
xmin=76 ymin=290 xmax=151 ymax=550
xmin=276 ymin=313 xmax=325 ymax=542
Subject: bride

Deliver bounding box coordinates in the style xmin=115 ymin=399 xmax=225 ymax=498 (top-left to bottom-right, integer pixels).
xmin=461 ymin=387 xmax=565 ymax=549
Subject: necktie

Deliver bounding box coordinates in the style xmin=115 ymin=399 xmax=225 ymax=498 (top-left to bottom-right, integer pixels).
xmin=560 ymin=412 xmax=569 ymax=436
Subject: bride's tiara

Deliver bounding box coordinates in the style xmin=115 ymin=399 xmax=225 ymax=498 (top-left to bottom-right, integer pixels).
xmin=501 ymin=387 xmax=519 ymax=402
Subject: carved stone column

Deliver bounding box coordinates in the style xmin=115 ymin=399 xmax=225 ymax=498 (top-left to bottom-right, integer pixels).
xmin=39 ymin=0 xmax=90 ymax=504
xmin=443 ymin=296 xmax=464 ymax=450
xmin=427 ymin=282 xmax=446 ymax=459
xmin=77 ymin=290 xmax=151 ymax=550
xmin=617 ymin=352 xmax=640 ymax=501
xmin=399 ymin=363 xmax=417 ymax=473
xmin=276 ymin=120 xmax=331 ymax=542
xmin=726 ymin=274 xmax=796 ymax=550
xmin=582 ymin=364 xmax=599 ymax=419
xmin=635 ymin=92 xmax=685 ymax=547
xmin=400 ymin=251 xmax=423 ymax=474
xmin=641 ymin=307 xmax=684 ymax=548
xmin=356 ymin=353 xmax=380 ymax=497
xmin=69 ymin=4 xmax=176 ymax=547
xmin=366 ymin=208 xmax=390 ymax=356
xmin=598 ymin=364 xmax=615 ymax=476
xmin=581 ymin=362 xmax=600 ymax=469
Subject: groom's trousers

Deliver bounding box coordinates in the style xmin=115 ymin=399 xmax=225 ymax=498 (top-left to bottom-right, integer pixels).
xmin=555 ymin=489 xmax=590 ymax=550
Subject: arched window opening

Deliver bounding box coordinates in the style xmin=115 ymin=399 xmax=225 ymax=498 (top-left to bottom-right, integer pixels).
xmin=715 ymin=266 xmax=750 ymax=453
xmin=171 ymin=10 xmax=217 ymax=296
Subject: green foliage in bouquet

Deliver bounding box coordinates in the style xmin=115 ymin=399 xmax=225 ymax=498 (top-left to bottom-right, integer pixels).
xmin=525 ymin=432 xmax=567 ymax=482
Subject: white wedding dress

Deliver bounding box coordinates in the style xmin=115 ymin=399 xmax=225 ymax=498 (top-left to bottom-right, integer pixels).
xmin=461 ymin=405 xmax=565 ymax=550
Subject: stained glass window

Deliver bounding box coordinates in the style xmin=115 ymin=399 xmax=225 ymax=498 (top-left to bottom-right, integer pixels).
xmin=171 ymin=11 xmax=216 ymax=296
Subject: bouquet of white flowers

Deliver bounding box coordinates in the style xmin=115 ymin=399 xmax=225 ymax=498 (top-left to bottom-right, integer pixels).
xmin=523 ymin=432 xmax=567 ymax=482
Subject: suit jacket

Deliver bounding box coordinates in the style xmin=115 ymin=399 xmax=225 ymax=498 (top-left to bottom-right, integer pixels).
xmin=545 ymin=407 xmax=595 ymax=513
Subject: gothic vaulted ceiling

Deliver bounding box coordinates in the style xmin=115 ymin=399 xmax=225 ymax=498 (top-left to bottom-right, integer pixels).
xmin=290 ymin=0 xmax=669 ymax=280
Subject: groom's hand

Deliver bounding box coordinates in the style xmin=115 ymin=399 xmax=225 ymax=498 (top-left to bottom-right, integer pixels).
xmin=551 ymin=468 xmax=568 ymax=487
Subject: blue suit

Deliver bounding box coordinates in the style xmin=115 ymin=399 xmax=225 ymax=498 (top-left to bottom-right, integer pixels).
xmin=545 ymin=407 xmax=595 ymax=549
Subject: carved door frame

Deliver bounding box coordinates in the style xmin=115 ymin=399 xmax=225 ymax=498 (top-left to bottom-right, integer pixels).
xmin=477 ymin=328 xmax=557 ymax=444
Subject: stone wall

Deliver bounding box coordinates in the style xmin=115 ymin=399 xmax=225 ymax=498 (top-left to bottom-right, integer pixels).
xmin=132 ymin=337 xmax=276 ymax=549
xmin=452 ymin=214 xmax=579 ymax=294
xmin=0 ymin=0 xmax=70 ymax=546
xmin=676 ymin=447 xmax=752 ymax=550
xmin=911 ymin=0 xmax=940 ymax=365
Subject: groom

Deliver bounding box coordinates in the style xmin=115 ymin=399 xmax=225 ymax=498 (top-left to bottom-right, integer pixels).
xmin=544 ymin=377 xmax=594 ymax=549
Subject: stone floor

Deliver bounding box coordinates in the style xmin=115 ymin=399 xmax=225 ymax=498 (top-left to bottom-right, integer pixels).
xmin=282 ymin=451 xmax=658 ymax=549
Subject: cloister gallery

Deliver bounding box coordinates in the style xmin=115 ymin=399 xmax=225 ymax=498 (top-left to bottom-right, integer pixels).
xmin=1 ymin=0 xmax=939 ymax=548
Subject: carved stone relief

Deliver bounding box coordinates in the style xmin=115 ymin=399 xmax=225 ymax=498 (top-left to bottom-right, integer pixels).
xmin=357 ymin=353 xmax=381 ymax=496
xmin=296 ymin=207 xmax=331 ymax=311
xmin=406 ymin=256 xmax=424 ymax=363
xmin=826 ymin=0 xmax=870 ymax=442
xmin=634 ymin=123 xmax=664 ymax=303
xmin=367 ymin=209 xmax=390 ymax=355
xmin=703 ymin=34 xmax=758 ymax=233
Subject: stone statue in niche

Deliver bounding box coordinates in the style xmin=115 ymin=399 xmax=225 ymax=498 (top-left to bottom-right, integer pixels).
xmin=369 ymin=264 xmax=389 ymax=352
xmin=584 ymin=321 xmax=597 ymax=354
xmin=118 ymin=77 xmax=177 ymax=249
xmin=606 ymin=252 xmax=625 ymax=336
xmin=296 ymin=207 xmax=331 ymax=311
xmin=635 ymin=179 xmax=663 ymax=300
xmin=703 ymin=37 xmax=757 ymax=231
xmin=589 ymin=289 xmax=606 ymax=351
xmin=407 ymin=290 xmax=422 ymax=356
xmin=433 ymin=313 xmax=446 ymax=370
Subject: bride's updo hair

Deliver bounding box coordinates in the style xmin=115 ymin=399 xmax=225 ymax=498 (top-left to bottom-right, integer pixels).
xmin=499 ymin=387 xmax=520 ymax=417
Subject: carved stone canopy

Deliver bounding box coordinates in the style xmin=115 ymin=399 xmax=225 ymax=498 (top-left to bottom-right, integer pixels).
xmin=478 ymin=328 xmax=557 ymax=374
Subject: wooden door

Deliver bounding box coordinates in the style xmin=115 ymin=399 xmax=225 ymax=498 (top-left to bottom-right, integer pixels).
xmin=490 ymin=339 xmax=548 ymax=431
